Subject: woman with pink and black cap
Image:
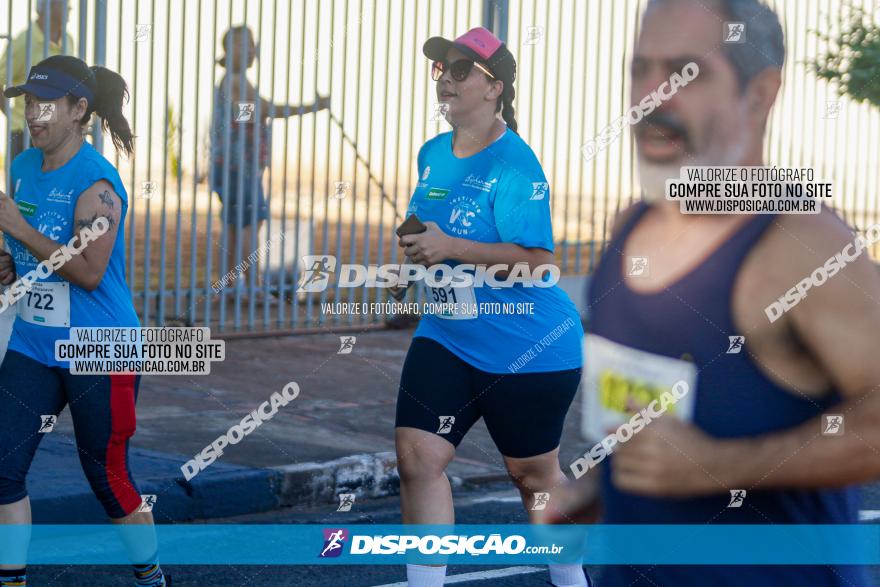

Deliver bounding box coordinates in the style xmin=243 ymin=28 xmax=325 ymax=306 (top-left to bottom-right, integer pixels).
xmin=394 ymin=27 xmax=590 ymax=587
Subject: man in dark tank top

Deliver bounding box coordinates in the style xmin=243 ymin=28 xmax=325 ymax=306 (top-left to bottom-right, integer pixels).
xmin=541 ymin=1 xmax=880 ymax=586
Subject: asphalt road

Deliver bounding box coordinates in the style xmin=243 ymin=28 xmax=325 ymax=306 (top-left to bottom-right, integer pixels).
xmin=26 ymin=480 xmax=880 ymax=587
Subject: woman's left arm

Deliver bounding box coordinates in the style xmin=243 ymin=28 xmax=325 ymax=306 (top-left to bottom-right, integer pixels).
xmin=0 ymin=180 xmax=121 ymax=291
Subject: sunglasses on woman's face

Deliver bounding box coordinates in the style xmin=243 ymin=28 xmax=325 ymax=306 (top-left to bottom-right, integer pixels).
xmin=431 ymin=59 xmax=495 ymax=82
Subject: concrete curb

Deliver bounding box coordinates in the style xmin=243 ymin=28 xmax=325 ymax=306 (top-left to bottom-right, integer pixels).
xmin=30 ymin=439 xmax=404 ymax=522
xmin=178 ymin=468 xmax=279 ymax=521
xmin=273 ymin=452 xmax=400 ymax=507
xmin=28 ymin=437 xmax=281 ymax=523
xmin=32 ymin=439 xmax=506 ymax=523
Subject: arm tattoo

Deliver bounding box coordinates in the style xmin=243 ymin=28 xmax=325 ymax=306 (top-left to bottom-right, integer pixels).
xmin=98 ymin=189 xmax=115 ymax=209
xmin=76 ymin=213 xmax=115 ymax=231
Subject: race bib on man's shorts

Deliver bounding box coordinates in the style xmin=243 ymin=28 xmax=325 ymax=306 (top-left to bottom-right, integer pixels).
xmin=581 ymin=334 xmax=698 ymax=441
xmin=18 ymin=281 xmax=70 ymax=327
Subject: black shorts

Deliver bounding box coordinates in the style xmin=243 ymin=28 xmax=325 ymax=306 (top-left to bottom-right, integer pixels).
xmin=211 ymin=166 xmax=269 ymax=227
xmin=395 ymin=337 xmax=581 ymax=458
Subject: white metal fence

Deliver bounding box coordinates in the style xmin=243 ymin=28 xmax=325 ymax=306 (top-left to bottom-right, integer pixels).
xmin=1 ymin=0 xmax=878 ymax=333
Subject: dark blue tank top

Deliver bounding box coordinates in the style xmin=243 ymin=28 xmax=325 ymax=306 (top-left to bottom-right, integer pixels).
xmin=588 ymin=202 xmax=866 ymax=586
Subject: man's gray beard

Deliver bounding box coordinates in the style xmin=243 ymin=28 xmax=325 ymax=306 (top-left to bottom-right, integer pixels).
xmin=637 ymin=158 xmax=681 ymax=202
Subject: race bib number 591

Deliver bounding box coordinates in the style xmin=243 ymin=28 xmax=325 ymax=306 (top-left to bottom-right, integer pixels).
xmin=422 ymin=282 xmax=477 ymax=320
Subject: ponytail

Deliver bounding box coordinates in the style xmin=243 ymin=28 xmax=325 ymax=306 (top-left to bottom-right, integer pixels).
xmin=35 ymin=55 xmax=134 ymax=156
xmin=85 ymin=65 xmax=134 ymax=157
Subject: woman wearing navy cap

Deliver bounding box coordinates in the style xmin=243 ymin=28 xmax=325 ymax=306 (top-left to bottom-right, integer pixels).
xmin=394 ymin=28 xmax=590 ymax=587
xmin=0 ymin=55 xmax=168 ymax=587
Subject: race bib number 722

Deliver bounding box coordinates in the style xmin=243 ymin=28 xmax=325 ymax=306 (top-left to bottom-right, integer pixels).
xmin=18 ymin=281 xmax=70 ymax=327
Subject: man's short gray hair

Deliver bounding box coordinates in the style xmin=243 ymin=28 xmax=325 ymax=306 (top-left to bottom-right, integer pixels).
xmin=645 ymin=0 xmax=785 ymax=90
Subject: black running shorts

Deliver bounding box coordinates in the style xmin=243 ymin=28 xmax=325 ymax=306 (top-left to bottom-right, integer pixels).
xmin=395 ymin=336 xmax=581 ymax=458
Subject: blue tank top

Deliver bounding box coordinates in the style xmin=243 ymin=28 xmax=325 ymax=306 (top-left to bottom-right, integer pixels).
xmin=7 ymin=142 xmax=140 ymax=368
xmin=588 ymin=202 xmax=866 ymax=586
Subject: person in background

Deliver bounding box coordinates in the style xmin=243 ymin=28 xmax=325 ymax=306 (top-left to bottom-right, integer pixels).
xmin=210 ymin=25 xmax=330 ymax=299
xmin=1 ymin=0 xmax=75 ymax=161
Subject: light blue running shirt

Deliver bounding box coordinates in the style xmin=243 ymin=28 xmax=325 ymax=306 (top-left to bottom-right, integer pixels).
xmin=7 ymin=141 xmax=140 ymax=367
xmin=407 ymin=128 xmax=583 ymax=374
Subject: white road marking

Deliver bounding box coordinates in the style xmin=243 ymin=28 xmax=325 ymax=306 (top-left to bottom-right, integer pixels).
xmin=469 ymin=495 xmax=522 ymax=504
xmin=859 ymin=510 xmax=880 ymax=522
xmin=371 ymin=565 xmax=544 ymax=586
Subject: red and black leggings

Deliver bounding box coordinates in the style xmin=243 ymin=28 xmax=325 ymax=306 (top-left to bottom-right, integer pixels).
xmin=0 ymin=350 xmax=143 ymax=518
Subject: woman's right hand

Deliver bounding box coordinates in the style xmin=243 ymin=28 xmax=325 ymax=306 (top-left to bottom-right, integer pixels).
xmin=0 ymin=250 xmax=16 ymax=285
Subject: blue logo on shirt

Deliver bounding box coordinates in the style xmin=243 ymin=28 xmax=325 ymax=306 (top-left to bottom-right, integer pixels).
xmin=446 ymin=195 xmax=482 ymax=236
xmin=36 ymin=210 xmax=69 ymax=242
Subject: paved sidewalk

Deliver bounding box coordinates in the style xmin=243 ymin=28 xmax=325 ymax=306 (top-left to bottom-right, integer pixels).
xmin=31 ymin=327 xmax=588 ymax=522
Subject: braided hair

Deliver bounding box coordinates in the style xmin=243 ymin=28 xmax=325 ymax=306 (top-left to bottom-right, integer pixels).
xmin=496 ymin=82 xmax=518 ymax=134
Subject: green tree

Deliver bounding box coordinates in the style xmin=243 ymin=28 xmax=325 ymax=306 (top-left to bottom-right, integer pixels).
xmin=812 ymin=4 xmax=880 ymax=107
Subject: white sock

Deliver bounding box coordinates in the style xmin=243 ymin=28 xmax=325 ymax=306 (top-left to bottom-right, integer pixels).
xmin=406 ymin=564 xmax=447 ymax=586
xmin=548 ymin=563 xmax=589 ymax=586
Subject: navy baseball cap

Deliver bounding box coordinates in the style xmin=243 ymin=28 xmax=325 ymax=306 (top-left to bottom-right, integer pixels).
xmin=4 ymin=56 xmax=95 ymax=103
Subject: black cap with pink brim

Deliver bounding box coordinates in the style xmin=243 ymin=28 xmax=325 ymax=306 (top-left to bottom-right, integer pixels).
xmin=423 ymin=27 xmax=516 ymax=85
